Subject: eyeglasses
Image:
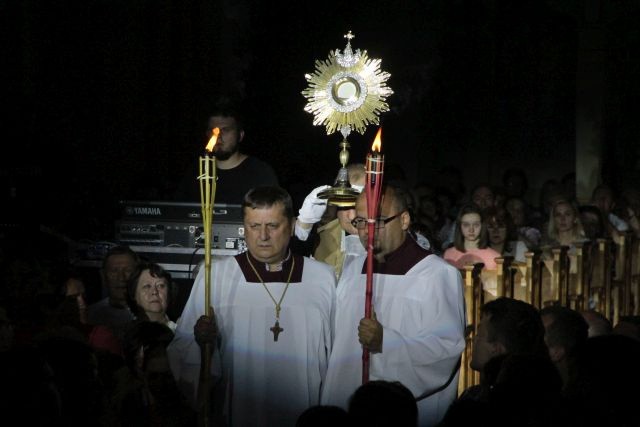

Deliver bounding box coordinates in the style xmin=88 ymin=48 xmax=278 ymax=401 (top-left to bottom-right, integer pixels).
xmin=351 ymin=212 xmax=404 ymax=230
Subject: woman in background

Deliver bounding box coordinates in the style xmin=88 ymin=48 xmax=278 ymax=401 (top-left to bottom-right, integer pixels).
xmin=127 ymin=262 xmax=177 ymax=332
xmin=542 ymin=199 xmax=587 ymax=250
xmin=444 ymin=203 xmax=501 ymax=270
xmin=485 ymin=206 xmax=528 ymax=263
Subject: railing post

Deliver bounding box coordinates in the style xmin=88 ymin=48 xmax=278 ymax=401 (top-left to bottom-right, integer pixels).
xmin=525 ymin=251 xmax=542 ymax=309
xmin=495 ymin=256 xmax=514 ymax=298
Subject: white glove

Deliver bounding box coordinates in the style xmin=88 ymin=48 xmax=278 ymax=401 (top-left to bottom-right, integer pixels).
xmin=297 ymin=185 xmax=330 ymax=224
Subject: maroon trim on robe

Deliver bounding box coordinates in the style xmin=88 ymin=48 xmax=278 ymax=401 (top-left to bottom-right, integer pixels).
xmin=236 ymin=251 xmax=304 ymax=283
xmin=360 ymin=236 xmax=433 ymax=275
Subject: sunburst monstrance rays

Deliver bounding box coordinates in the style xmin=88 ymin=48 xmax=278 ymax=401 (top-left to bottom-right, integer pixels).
xmin=302 ymin=32 xmax=393 ymax=137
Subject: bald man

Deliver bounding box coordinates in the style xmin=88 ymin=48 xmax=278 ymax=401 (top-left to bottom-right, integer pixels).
xmin=321 ymin=184 xmax=466 ymax=427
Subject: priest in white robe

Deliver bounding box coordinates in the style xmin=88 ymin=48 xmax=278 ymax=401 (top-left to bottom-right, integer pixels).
xmin=167 ymin=186 xmax=336 ymax=427
xmin=321 ymin=185 xmax=466 ymax=427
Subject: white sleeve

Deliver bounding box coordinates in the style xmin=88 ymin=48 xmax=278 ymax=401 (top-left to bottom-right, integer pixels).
xmin=294 ymin=220 xmax=312 ymax=241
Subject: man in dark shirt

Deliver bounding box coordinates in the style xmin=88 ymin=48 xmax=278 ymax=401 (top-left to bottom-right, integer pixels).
xmin=174 ymin=100 xmax=278 ymax=204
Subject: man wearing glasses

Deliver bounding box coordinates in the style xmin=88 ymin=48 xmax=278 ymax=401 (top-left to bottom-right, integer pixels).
xmin=321 ymin=184 xmax=466 ymax=427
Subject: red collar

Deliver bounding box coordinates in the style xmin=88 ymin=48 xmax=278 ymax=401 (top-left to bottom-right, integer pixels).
xmin=360 ymin=236 xmax=432 ymax=275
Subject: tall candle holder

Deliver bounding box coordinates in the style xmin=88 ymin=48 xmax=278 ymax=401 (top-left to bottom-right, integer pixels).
xmin=197 ymin=127 xmax=218 ymax=425
xmin=362 ymin=127 xmax=384 ymax=384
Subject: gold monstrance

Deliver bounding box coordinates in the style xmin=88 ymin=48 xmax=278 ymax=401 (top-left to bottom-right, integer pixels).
xmin=302 ymin=31 xmax=393 ymax=206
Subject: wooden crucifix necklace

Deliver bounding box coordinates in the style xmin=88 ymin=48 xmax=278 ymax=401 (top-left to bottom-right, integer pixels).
xmin=245 ymin=252 xmax=295 ymax=342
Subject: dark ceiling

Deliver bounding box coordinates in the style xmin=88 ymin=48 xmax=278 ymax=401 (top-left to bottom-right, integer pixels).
xmin=2 ymin=0 xmax=639 ymax=241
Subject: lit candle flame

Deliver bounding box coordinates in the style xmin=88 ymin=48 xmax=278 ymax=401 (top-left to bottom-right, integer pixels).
xmin=371 ymin=127 xmax=382 ymax=152
xmin=205 ymin=127 xmax=220 ymax=152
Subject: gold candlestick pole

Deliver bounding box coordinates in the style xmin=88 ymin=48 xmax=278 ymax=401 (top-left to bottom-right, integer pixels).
xmin=197 ymin=127 xmax=219 ymax=426
xmin=200 ymin=128 xmax=219 ymax=317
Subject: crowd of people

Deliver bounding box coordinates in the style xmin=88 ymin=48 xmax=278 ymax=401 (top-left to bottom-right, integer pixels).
xmin=2 ymin=101 xmax=640 ymax=427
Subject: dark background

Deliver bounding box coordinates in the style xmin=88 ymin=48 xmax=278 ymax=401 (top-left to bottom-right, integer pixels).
xmin=2 ymin=0 xmax=640 ymax=244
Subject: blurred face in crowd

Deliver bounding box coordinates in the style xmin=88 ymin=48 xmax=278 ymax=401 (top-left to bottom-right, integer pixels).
xmin=244 ymin=202 xmax=294 ymax=266
xmin=487 ymin=217 xmax=507 ymax=246
xmin=65 ymin=277 xmax=86 ymax=300
xmin=472 ymin=186 xmax=495 ymax=210
xmin=591 ymin=188 xmax=614 ymax=214
xmin=505 ymin=198 xmax=526 ymax=227
xmin=553 ymin=201 xmax=576 ymax=234
xmin=580 ymin=210 xmax=603 ymax=240
xmin=103 ymin=253 xmax=137 ymax=308
xmin=418 ymin=196 xmax=439 ymax=220
xmin=461 ymin=213 xmax=482 ymax=244
xmin=64 ymin=277 xmax=87 ymax=322
xmin=134 ymin=269 xmax=169 ymax=317
xmin=208 ymin=115 xmax=244 ymax=161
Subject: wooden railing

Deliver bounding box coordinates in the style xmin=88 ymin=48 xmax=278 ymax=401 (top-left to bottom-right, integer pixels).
xmin=456 ymin=232 xmax=640 ymax=393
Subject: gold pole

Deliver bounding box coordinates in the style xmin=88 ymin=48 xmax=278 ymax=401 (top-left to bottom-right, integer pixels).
xmin=471 ymin=263 xmax=483 ymax=386
xmin=574 ymin=241 xmax=590 ymax=312
xmin=600 ymin=239 xmax=612 ymax=319
xmin=197 ymin=145 xmax=217 ymax=426
xmin=551 ymin=247 xmax=562 ymax=306
xmin=462 ymin=265 xmax=475 ymax=391
xmin=200 ymin=155 xmax=216 ymax=318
